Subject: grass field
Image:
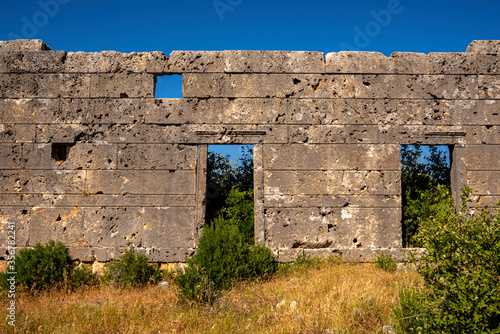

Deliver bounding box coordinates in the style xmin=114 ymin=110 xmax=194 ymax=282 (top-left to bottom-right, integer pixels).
xmin=0 ymin=259 xmax=423 ymax=334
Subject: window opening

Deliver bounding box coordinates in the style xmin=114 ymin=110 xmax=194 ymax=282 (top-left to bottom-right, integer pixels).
xmin=401 ymin=144 xmax=451 ymax=247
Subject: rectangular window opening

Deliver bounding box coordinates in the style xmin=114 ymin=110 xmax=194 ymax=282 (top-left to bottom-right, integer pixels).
xmin=401 ymin=144 xmax=452 ymax=247
xmin=206 ymin=144 xmax=255 ymax=244
xmin=154 ymin=74 xmax=183 ymax=98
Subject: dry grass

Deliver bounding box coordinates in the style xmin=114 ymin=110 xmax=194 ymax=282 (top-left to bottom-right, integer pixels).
xmin=0 ymin=259 xmax=423 ymax=334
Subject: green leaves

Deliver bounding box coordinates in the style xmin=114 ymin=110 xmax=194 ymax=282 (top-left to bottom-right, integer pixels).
xmin=407 ymin=187 xmax=500 ymax=333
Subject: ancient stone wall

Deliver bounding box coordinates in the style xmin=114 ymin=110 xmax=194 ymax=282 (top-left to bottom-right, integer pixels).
xmin=0 ymin=39 xmax=498 ymax=263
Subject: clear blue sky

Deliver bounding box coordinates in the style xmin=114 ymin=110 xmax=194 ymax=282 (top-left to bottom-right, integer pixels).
xmin=2 ymin=0 xmax=498 ymax=161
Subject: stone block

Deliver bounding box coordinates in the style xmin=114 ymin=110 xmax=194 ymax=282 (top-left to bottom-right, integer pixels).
xmin=0 ymin=40 xmax=50 ymax=51
xmin=0 ymin=169 xmax=85 ymax=194
xmin=141 ymin=207 xmax=195 ymax=248
xmin=467 ymin=171 xmax=500 ymax=195
xmin=354 ymin=74 xmax=479 ymax=100
xmin=167 ymin=51 xmax=223 ymax=73
xmin=89 ymin=73 xmax=155 ymax=98
xmin=0 ymin=74 xmax=90 ymax=98
xmin=0 ymin=207 xmax=31 ymax=247
xmin=467 ymin=40 xmax=500 ymax=53
xmin=287 ymin=124 xmax=380 ymax=144
xmin=284 ymin=51 xmax=325 ymax=73
xmin=0 ymin=51 xmax=66 ymax=73
xmin=117 ymin=143 xmax=197 ymax=170
xmin=470 ymin=53 xmax=499 ymax=74
xmin=65 ymin=51 xmax=151 ymax=73
xmin=0 ymin=124 xmax=35 ymax=143
xmin=478 ymin=75 xmax=500 ymax=99
xmin=463 ymin=145 xmax=500 ymax=170
xmin=34 ymin=123 xmax=88 ymax=143
xmin=183 ymin=73 xmax=356 ymax=98
xmin=182 ymin=73 xmax=226 ymax=98
xmin=146 ymin=98 xmax=223 ymax=124
xmin=146 ymin=51 xmax=169 ymax=74
xmin=263 ymin=144 xmax=399 ymax=170
xmin=0 ymin=98 xmax=86 ymax=124
xmin=390 ymin=52 xmax=431 ymax=74
xmin=224 ymin=51 xmax=324 ymax=73
xmin=85 ymin=170 xmax=196 ymax=195
xmin=463 ymin=125 xmax=500 ymax=145
xmin=0 ymin=193 xmax=196 ymax=208
xmin=264 ymin=207 xmax=401 ymax=249
xmin=263 ymin=194 xmax=401 ymax=208
xmin=264 ymin=170 xmax=400 ymax=196
xmin=427 ymin=52 xmax=473 ymax=74
xmin=0 ymin=143 xmax=25 ymax=169
xmin=326 ymin=51 xmax=390 ymax=73
xmin=86 ymin=98 xmax=147 ymax=124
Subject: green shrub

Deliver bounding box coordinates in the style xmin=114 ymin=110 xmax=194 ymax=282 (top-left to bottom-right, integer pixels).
xmin=175 ymin=221 xmax=277 ymax=303
xmin=406 ymin=187 xmax=500 ymax=333
xmin=70 ymin=265 xmax=98 ymax=288
xmin=102 ymin=250 xmax=162 ymax=288
xmin=374 ymin=251 xmax=397 ymax=273
xmin=392 ymin=287 xmax=430 ymax=334
xmin=10 ymin=240 xmax=73 ymax=291
xmin=210 ymin=188 xmax=255 ymax=244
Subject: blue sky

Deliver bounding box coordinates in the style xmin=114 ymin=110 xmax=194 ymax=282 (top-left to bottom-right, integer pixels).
xmin=2 ymin=0 xmax=498 ymax=161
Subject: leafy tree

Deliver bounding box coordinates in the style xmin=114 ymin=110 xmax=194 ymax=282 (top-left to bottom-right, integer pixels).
xmin=401 ymin=145 xmax=451 ymax=246
xmin=206 ymin=146 xmax=253 ymax=224
xmin=395 ymin=188 xmax=500 ymax=333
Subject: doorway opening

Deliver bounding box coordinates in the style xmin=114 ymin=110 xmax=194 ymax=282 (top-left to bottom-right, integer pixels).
xmin=206 ymin=145 xmax=254 ymax=243
xmin=401 ymin=144 xmax=452 ymax=247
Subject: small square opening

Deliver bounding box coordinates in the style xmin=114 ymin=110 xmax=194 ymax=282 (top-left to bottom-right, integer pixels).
xmin=155 ymin=74 xmax=183 ymax=98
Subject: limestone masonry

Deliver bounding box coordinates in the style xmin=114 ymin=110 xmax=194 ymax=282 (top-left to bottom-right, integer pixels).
xmin=0 ymin=39 xmax=499 ymax=263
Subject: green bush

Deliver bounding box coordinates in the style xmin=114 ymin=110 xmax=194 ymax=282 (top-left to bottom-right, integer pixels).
xmin=9 ymin=240 xmax=73 ymax=291
xmin=175 ymin=221 xmax=277 ymax=303
xmin=70 ymin=265 xmax=98 ymax=288
xmin=374 ymin=251 xmax=397 ymax=273
xmin=392 ymin=287 xmax=430 ymax=334
xmin=211 ymin=188 xmax=255 ymax=244
xmin=403 ymin=187 xmax=500 ymax=333
xmin=102 ymin=250 xmax=162 ymax=288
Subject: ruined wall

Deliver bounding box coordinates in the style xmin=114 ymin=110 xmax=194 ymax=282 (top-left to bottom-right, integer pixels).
xmin=0 ymin=39 xmax=498 ymax=262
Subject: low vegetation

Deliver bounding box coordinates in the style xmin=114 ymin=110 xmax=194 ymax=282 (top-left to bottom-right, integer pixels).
xmin=0 ymin=257 xmax=422 ymax=333
xmin=1 ymin=145 xmax=499 ymax=332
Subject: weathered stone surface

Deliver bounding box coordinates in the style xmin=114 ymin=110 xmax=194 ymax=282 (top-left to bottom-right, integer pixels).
xmin=0 ymin=124 xmax=35 ymax=142
xmin=264 ymin=207 xmax=401 ymax=249
xmin=353 ymin=74 xmax=479 ymax=100
xmin=467 ymin=171 xmax=500 ymax=194
xmin=463 ymin=145 xmax=500 ymax=170
xmin=263 ymin=144 xmax=399 ymax=170
xmin=85 ymin=170 xmax=195 ymax=195
xmin=224 ymin=51 xmax=324 ymax=73
xmin=167 ymin=51 xmax=223 ymax=73
xmin=264 ymin=171 xmax=400 ymax=195
xmin=0 ymin=51 xmax=66 ymax=73
xmin=0 ymin=39 xmax=50 ymax=51
xmin=0 ymin=39 xmax=499 ymax=264
xmin=0 ymin=169 xmax=85 ymax=194
xmin=478 ymin=75 xmax=500 ymax=99
xmin=183 ymin=74 xmax=356 ymax=98
xmin=326 ymin=52 xmax=390 ymax=74
xmin=467 ymin=40 xmax=500 ymax=53
xmin=145 ymin=98 xmax=223 ymax=124
xmin=117 ymin=144 xmax=197 ymax=170
xmin=0 ymin=74 xmax=91 ymax=98
xmin=89 ymin=73 xmax=155 ymax=98
xmin=263 ymin=194 xmax=401 ymax=208
xmin=0 ymin=193 xmax=196 ymax=208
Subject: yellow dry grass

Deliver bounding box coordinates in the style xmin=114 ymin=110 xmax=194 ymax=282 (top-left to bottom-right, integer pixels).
xmin=0 ymin=259 xmax=423 ymax=334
